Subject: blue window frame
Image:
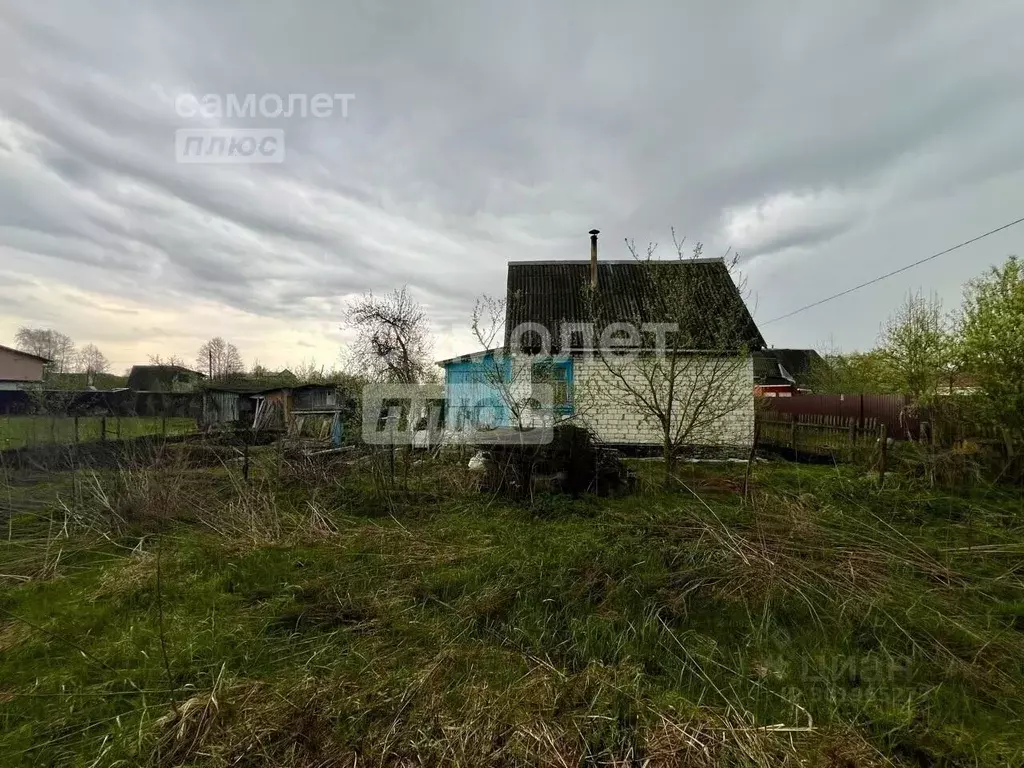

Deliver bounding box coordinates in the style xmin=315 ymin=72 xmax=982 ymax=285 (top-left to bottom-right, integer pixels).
xmin=532 ymin=357 xmax=573 ymax=416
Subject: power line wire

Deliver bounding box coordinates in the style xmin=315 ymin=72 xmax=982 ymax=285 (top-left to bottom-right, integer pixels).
xmin=760 ymin=214 xmax=1024 ymax=325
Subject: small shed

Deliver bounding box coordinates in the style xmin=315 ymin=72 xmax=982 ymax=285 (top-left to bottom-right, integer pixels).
xmin=201 ymin=383 xmax=356 ymax=444
xmin=201 ymin=384 xmax=267 ymax=428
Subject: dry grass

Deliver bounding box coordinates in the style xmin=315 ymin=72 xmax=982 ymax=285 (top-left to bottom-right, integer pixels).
xmin=0 ymin=621 xmax=32 ymax=654
xmin=1 ymin=451 xmax=1023 ymax=766
xmin=142 ymin=666 xmax=885 ymax=768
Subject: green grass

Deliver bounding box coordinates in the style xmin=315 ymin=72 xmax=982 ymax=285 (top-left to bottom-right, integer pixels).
xmin=0 ymin=416 xmax=196 ymax=450
xmin=1 ymin=453 xmax=1023 ymax=766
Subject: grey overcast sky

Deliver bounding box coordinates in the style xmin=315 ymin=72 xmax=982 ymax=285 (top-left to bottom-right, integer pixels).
xmin=2 ymin=1 xmax=1024 ymax=371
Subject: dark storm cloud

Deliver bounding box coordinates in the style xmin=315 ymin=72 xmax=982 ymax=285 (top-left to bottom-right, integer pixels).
xmin=2 ymin=0 xmax=1024 ymax=363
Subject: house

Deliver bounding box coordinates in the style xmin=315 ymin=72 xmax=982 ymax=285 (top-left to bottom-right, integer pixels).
xmin=753 ymin=349 xmax=823 ymax=397
xmin=0 ymin=344 xmax=50 ymax=390
xmin=127 ymin=364 xmax=206 ymax=392
xmin=437 ymin=232 xmax=766 ymax=450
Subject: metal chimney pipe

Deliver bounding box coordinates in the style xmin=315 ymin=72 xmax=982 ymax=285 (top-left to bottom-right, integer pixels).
xmin=589 ymin=229 xmax=600 ymax=289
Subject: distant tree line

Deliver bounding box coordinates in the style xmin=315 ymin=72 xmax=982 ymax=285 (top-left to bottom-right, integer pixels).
xmin=806 ymin=255 xmax=1024 ymax=439
xmin=12 ymin=328 xmax=369 ymax=390
xmin=15 ymin=327 xmax=110 ymax=378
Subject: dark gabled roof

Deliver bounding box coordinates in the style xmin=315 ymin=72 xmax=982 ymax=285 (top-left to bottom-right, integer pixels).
xmin=752 ymin=349 xmax=823 ymax=387
xmin=767 ymin=349 xmax=823 ymax=386
xmin=204 ymin=383 xmax=274 ymax=395
xmin=204 ymin=382 xmax=339 ymax=396
xmin=753 ymin=351 xmax=793 ymax=386
xmin=0 ymin=344 xmax=51 ymax=363
xmin=126 ymin=364 xmax=205 ymax=391
xmin=503 ymin=259 xmax=765 ymax=352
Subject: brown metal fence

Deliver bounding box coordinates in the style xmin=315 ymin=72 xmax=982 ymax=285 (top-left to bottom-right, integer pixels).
xmin=759 ymin=394 xmax=923 ymax=440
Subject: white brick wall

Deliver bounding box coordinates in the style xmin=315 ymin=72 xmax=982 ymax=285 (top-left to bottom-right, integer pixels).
xmin=511 ymin=353 xmax=754 ymax=449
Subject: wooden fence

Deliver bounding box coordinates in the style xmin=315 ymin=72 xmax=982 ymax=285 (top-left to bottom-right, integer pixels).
xmin=757 ymin=412 xmax=888 ymax=466
xmin=757 ymin=410 xmax=1022 ymax=481
xmin=760 ymin=393 xmax=922 ymax=440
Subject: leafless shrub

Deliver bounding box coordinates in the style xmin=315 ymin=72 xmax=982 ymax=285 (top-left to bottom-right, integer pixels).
xmin=197 ymin=482 xmax=282 ymax=543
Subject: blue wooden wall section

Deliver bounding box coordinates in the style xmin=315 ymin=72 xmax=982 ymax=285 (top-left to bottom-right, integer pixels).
xmin=443 ymin=354 xmax=512 ymax=430
xmin=443 ymin=355 xmax=574 ymax=431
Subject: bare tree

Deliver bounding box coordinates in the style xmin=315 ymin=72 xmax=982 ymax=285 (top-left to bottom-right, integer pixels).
xmin=292 ymin=359 xmax=326 ymax=383
xmin=585 ymin=232 xmax=756 ymax=484
xmin=76 ymin=343 xmax=110 ymax=375
xmin=344 ymin=287 xmax=432 ymax=383
xmin=250 ymin=359 xmax=270 ymax=380
xmin=470 ymin=294 xmax=526 ymax=429
xmin=196 ymin=337 xmax=244 ymax=380
xmin=468 ymin=293 xmax=560 ymax=431
xmin=15 ymin=327 xmax=76 ymax=374
xmin=149 ymin=353 xmax=186 ymax=368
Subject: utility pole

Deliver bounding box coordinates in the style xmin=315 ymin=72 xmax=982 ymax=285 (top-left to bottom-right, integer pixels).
xmin=208 ymin=348 xmax=213 ymax=380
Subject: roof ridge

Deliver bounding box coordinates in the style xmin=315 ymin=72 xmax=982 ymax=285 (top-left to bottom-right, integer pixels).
xmin=0 ymin=343 xmax=52 ymax=362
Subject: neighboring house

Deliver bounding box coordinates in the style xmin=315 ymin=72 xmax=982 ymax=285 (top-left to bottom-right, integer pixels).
xmin=0 ymin=344 xmax=50 ymax=390
xmin=438 ymin=243 xmax=765 ymax=450
xmin=127 ymin=364 xmax=206 ymax=392
xmin=753 ymin=349 xmax=823 ymax=397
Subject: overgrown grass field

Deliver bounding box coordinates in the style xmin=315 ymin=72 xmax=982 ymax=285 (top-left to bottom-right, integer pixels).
xmin=0 ymin=415 xmax=196 ymax=450
xmin=1 ymin=448 xmax=1023 ymax=766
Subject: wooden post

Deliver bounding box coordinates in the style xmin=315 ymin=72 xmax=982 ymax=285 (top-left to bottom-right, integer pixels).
xmin=74 ymin=415 xmax=80 ymax=444
xmin=50 ymin=415 xmax=56 ymax=444
xmin=791 ymin=414 xmax=798 ymax=462
xmin=848 ymin=417 xmax=856 ymax=460
xmin=162 ymin=415 xmax=167 ymax=437
xmin=116 ymin=417 xmax=122 ymax=440
xmin=878 ymin=423 xmax=888 ymax=481
xmin=242 ymin=439 xmax=250 ymax=482
xmin=743 ymin=419 xmax=759 ymax=504
xmin=100 ymin=416 xmax=107 ymax=442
